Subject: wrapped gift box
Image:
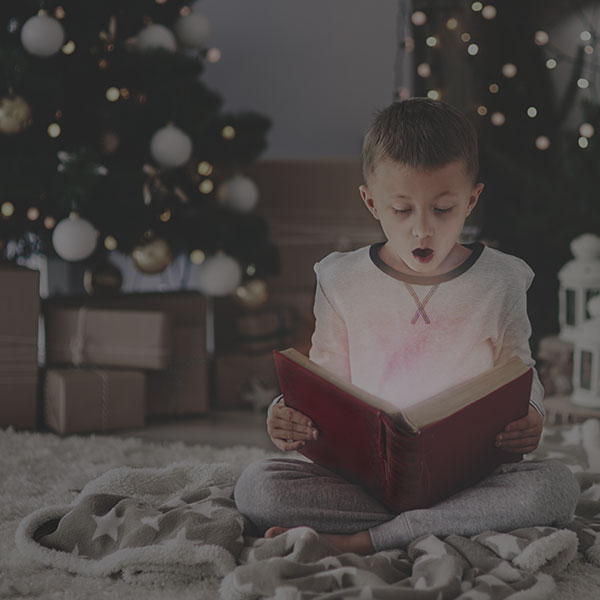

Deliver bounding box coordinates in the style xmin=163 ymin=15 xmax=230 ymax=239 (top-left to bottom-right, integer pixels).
xmin=45 ymin=293 xmax=209 ymax=416
xmin=45 ymin=306 xmax=172 ymax=370
xmin=215 ymin=352 xmax=280 ymax=411
xmin=235 ymin=307 xmax=294 ymax=354
xmin=0 ymin=263 xmax=40 ymax=429
xmin=44 ymin=368 xmax=146 ymax=434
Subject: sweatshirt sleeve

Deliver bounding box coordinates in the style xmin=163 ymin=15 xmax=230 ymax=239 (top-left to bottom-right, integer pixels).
xmin=493 ymin=264 xmax=546 ymax=421
xmin=308 ymin=262 xmax=351 ymax=382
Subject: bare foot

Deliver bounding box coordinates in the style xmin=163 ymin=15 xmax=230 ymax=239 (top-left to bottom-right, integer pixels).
xmin=263 ymin=526 xmax=374 ymax=555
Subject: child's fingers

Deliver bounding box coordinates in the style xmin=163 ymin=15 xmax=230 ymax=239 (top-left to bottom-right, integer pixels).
xmin=497 ymin=435 xmax=539 ymax=449
xmin=500 ymin=443 xmax=539 ymax=455
xmin=273 ymin=404 xmax=312 ymax=427
xmin=268 ymin=417 xmax=317 ymax=438
xmin=497 ymin=426 xmax=539 ymax=442
xmin=270 ymin=426 xmax=313 ymax=441
xmin=273 ymin=438 xmax=306 ymax=452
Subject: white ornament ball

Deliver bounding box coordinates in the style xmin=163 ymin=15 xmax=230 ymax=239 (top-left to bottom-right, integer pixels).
xmin=21 ymin=14 xmax=65 ymax=57
xmin=138 ymin=24 xmax=177 ymax=53
xmin=195 ymin=252 xmax=242 ymax=296
xmin=217 ymin=174 xmax=259 ymax=213
xmin=174 ymin=13 xmax=211 ymax=48
xmin=52 ymin=213 xmax=98 ymax=261
xmin=150 ymin=125 xmax=193 ymax=168
xmin=570 ymin=233 xmax=600 ymax=260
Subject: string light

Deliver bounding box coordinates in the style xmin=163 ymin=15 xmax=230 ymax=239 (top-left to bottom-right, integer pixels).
xmin=502 ymin=63 xmax=517 ymax=78
xmin=221 ymin=125 xmax=236 ymax=139
xmin=461 ymin=33 xmax=471 ymax=42
xmin=44 ymin=216 xmax=56 ymax=229
xmin=411 ymin=11 xmax=427 ymax=26
xmin=585 ymin=45 xmax=594 ymax=55
xmin=527 ymin=107 xmax=537 ymax=118
xmin=580 ymin=123 xmax=594 ymax=138
xmin=577 ymin=78 xmax=589 ymax=89
xmin=105 ymin=87 xmax=120 ymax=102
xmin=578 ymin=137 xmax=589 ymax=148
xmin=427 ymin=90 xmax=441 ymax=100
xmin=47 ymin=123 xmax=61 ymax=138
xmin=471 ymin=2 xmax=483 ymax=12
xmin=468 ymin=44 xmax=479 ymax=56
xmin=61 ymin=41 xmax=75 ymax=54
xmin=580 ymin=31 xmax=592 ymax=42
xmin=545 ymin=59 xmax=557 ymax=70
xmin=534 ymin=31 xmax=549 ymax=46
xmin=1 ymin=202 xmax=14 ymax=218
xmin=489 ymin=83 xmax=499 ymax=93
xmin=246 ymin=264 xmax=256 ymax=276
xmin=426 ymin=36 xmax=439 ymax=48
xmin=199 ymin=179 xmax=214 ymax=194
xmin=477 ymin=105 xmax=488 ymax=116
xmin=446 ymin=18 xmax=458 ymax=30
xmin=481 ymin=5 xmax=497 ymax=20
xmin=403 ymin=37 xmax=415 ymax=52
xmin=491 ymin=112 xmax=505 ymax=126
xmin=417 ymin=63 xmax=431 ymax=77
xmin=27 ymin=207 xmax=40 ymax=221
xmin=159 ymin=209 xmax=171 ymax=222
xmin=535 ymin=136 xmax=550 ymax=150
xmin=104 ymin=235 xmax=118 ymax=250
xmin=190 ymin=249 xmax=206 ymax=264
xmin=206 ymin=48 xmax=221 ymax=63
xmin=179 ymin=5 xmax=191 ymax=16
xmin=55 ymin=6 xmax=66 ymax=19
xmin=197 ymin=161 xmax=213 ymax=176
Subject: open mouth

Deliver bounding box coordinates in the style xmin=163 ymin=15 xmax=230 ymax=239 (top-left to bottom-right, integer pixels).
xmin=412 ymin=248 xmax=434 ymax=263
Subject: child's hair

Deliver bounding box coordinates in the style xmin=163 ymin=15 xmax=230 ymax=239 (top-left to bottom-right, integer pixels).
xmin=361 ymin=98 xmax=479 ymax=184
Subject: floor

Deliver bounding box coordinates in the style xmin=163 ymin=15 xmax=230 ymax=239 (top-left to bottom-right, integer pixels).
xmin=114 ymin=409 xmax=274 ymax=450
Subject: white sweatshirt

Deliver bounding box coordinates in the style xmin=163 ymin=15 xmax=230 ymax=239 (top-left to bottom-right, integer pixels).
xmin=304 ymin=241 xmax=545 ymax=419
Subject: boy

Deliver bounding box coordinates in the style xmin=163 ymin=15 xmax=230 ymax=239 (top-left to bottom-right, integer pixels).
xmin=234 ymin=98 xmax=580 ymax=555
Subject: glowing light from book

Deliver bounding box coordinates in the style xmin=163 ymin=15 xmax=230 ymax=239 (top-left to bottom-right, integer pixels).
xmin=580 ymin=123 xmax=594 ymax=138
xmin=527 ymin=107 xmax=537 ymax=118
xmin=417 ymin=63 xmax=431 ymax=78
xmin=104 ymin=235 xmax=118 ymax=250
xmin=105 ymin=87 xmax=119 ymax=102
xmin=411 ymin=11 xmax=427 ymax=26
xmin=491 ymin=112 xmax=505 ymax=126
xmin=199 ymin=179 xmax=214 ymax=194
xmin=536 ymin=136 xmax=550 ymax=150
xmin=534 ymin=31 xmax=549 ymax=46
xmin=61 ymin=40 xmax=75 ymax=54
xmin=468 ymin=44 xmax=479 ymax=56
xmin=546 ymin=59 xmax=557 ymax=69
xmin=578 ymin=137 xmax=589 ymax=149
xmin=190 ymin=249 xmax=206 ymax=264
xmin=47 ymin=123 xmax=61 ymax=138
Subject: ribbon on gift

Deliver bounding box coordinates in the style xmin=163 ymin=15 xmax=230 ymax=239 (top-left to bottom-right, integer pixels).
xmin=69 ymin=307 xmax=88 ymax=367
xmin=93 ymin=370 xmax=110 ymax=432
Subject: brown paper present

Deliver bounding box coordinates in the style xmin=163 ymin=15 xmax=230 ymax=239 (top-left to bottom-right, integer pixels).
xmin=0 ymin=263 xmax=40 ymax=429
xmin=44 ymin=293 xmax=209 ymax=416
xmin=45 ymin=306 xmax=172 ymax=370
xmin=215 ymin=352 xmax=280 ymax=411
xmin=44 ymin=368 xmax=146 ymax=434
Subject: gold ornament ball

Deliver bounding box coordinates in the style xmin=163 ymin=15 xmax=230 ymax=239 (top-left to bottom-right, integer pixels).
xmin=100 ymin=130 xmax=120 ymax=155
xmin=0 ymin=95 xmax=33 ymax=134
xmin=234 ymin=278 xmax=269 ymax=309
xmin=83 ymin=261 xmax=123 ymax=295
xmin=131 ymin=236 xmax=172 ymax=274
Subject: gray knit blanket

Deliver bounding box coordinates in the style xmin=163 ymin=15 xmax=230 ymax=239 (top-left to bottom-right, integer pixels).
xmin=16 ymin=420 xmax=600 ymax=599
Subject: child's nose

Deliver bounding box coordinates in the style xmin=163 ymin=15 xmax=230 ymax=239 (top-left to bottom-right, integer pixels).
xmin=412 ymin=214 xmax=433 ymax=238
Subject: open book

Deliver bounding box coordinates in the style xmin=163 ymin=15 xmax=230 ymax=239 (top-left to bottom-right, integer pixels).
xmin=273 ymin=348 xmax=533 ymax=513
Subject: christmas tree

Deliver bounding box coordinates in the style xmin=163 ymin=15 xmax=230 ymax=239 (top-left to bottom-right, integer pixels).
xmin=407 ymin=0 xmax=600 ymax=345
xmin=0 ymin=0 xmax=279 ymax=295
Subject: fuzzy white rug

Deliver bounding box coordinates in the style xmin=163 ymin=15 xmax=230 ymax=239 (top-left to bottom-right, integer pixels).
xmin=2 ymin=424 xmax=600 ymax=599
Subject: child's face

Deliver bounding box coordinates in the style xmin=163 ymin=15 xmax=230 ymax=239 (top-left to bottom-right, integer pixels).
xmin=359 ymin=159 xmax=483 ymax=276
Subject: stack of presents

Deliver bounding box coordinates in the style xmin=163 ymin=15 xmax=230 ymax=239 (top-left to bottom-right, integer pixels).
xmin=0 ymin=263 xmax=315 ymax=435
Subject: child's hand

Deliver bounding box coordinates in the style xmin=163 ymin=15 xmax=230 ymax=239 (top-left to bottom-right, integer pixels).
xmin=267 ymin=400 xmax=318 ymax=452
xmin=496 ymin=405 xmax=543 ymax=454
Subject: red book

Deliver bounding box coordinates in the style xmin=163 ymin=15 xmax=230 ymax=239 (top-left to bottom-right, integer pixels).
xmin=273 ymin=348 xmax=533 ymax=513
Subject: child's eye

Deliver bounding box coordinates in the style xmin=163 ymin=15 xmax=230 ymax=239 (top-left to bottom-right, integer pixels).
xmin=392 ymin=208 xmax=410 ymax=214
xmin=435 ymin=208 xmax=452 ymax=213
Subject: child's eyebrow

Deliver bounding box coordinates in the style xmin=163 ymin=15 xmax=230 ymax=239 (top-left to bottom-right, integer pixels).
xmin=392 ymin=191 xmax=456 ymax=199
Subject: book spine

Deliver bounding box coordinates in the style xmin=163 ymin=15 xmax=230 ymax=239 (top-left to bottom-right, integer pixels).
xmin=381 ymin=417 xmax=425 ymax=513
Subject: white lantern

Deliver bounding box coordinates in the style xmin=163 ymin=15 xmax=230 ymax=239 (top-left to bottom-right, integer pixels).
xmin=194 ymin=251 xmax=242 ymax=296
xmin=558 ymin=233 xmax=600 ymax=342
xmin=217 ymin=174 xmax=259 ymax=213
xmin=21 ymin=14 xmax=65 ymax=57
xmin=150 ymin=124 xmax=193 ymax=168
xmin=137 ymin=24 xmax=177 ymax=53
xmin=571 ymin=296 xmax=600 ymax=407
xmin=52 ymin=213 xmax=98 ymax=261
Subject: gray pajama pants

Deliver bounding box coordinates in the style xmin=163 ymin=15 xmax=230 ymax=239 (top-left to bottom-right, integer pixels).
xmin=234 ymin=457 xmax=581 ymax=551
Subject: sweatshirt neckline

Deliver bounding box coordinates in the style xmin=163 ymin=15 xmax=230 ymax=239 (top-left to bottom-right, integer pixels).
xmin=369 ymin=241 xmax=485 ymax=285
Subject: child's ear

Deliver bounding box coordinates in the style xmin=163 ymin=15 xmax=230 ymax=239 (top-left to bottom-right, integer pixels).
xmin=359 ymin=185 xmax=379 ymax=220
xmin=467 ymin=182 xmax=484 ymax=215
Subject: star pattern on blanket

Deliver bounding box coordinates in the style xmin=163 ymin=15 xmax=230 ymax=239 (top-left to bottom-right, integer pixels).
xmin=140 ymin=514 xmax=162 ymax=531
xmin=92 ymin=507 xmax=125 ymax=542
